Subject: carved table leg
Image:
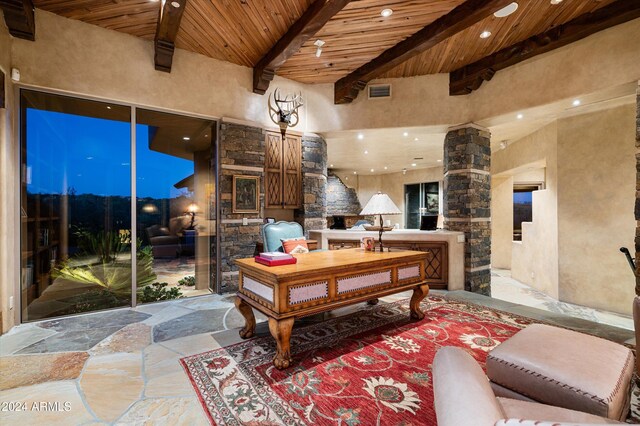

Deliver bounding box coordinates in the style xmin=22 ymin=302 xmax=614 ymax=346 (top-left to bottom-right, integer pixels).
xmin=235 ymin=297 xmax=256 ymax=339
xmin=268 ymin=317 xmax=294 ymax=369
xmin=409 ymin=284 xmax=430 ymax=320
xmin=367 ymin=299 xmax=379 ymax=305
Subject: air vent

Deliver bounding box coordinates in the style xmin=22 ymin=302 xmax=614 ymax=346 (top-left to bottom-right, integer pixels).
xmin=368 ymin=84 xmax=391 ymax=99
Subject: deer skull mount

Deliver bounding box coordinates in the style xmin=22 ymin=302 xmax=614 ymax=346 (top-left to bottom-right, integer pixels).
xmin=268 ymin=89 xmax=303 ymax=138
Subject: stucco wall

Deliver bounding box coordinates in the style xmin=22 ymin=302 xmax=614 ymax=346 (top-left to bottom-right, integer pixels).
xmin=0 ymin=13 xmax=18 ymax=332
xmin=11 ymin=10 xmax=318 ymax=131
xmin=10 ymin=11 xmax=640 ymax=134
xmin=492 ymin=122 xmax=559 ymax=298
xmin=352 ymin=167 xmax=443 ymax=228
xmin=491 ymin=176 xmax=513 ymax=269
xmin=557 ymin=104 xmax=636 ymax=314
xmin=469 ymin=19 xmax=640 ymax=123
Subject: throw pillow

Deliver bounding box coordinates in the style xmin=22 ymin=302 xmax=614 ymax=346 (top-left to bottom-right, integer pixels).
xmin=281 ymin=238 xmax=309 ymax=254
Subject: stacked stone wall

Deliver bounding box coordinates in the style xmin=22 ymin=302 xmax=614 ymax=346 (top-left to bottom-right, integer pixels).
xmin=218 ymin=122 xmax=266 ymax=292
xmin=326 ymin=172 xmax=362 ymax=216
xmin=295 ymin=135 xmax=327 ymax=233
xmin=443 ymin=125 xmax=492 ymax=296
xmin=218 ymin=125 xmax=327 ymax=292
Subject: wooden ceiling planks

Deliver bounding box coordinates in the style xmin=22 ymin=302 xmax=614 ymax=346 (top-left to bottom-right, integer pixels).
xmin=380 ymin=0 xmax=619 ymax=79
xmin=33 ymin=0 xmax=159 ymax=39
xmin=31 ymin=0 xmax=629 ymax=86
xmin=175 ymin=0 xmax=314 ymax=68
xmin=277 ymin=0 xmax=465 ymax=84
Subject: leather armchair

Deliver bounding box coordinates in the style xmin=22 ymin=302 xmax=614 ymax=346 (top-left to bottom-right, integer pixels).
xmin=261 ymin=221 xmax=305 ymax=252
xmin=432 ymin=347 xmax=622 ymax=426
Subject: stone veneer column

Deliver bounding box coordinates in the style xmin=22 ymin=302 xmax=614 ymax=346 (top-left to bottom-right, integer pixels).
xmin=295 ymin=134 xmax=327 ymax=233
xmin=218 ymin=122 xmax=266 ymax=292
xmin=443 ymin=124 xmax=492 ymax=296
xmin=636 ymin=81 xmax=640 ymax=295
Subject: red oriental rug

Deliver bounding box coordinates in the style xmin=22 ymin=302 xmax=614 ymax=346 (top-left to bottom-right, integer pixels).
xmin=180 ymin=296 xmax=637 ymax=425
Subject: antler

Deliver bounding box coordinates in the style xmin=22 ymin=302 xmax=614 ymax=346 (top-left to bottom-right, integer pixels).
xmin=268 ymin=91 xmax=281 ymax=125
xmin=268 ymin=88 xmax=303 ymax=129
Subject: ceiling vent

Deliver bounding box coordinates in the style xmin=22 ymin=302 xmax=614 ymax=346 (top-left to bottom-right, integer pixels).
xmin=368 ymin=84 xmax=391 ymax=99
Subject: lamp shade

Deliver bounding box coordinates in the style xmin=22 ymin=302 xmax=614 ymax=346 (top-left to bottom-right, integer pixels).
xmin=360 ymin=192 xmax=401 ymax=216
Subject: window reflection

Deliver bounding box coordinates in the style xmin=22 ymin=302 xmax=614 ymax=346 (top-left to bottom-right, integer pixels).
xmin=21 ymin=91 xmax=132 ymax=320
xmin=135 ymin=109 xmax=216 ymax=303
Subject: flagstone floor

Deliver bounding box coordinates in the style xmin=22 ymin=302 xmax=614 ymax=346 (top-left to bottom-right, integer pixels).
xmin=0 ymin=277 xmax=635 ymax=425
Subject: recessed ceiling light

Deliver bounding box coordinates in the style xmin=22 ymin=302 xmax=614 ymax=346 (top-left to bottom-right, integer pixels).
xmin=381 ymin=8 xmax=393 ymax=18
xmin=364 ymin=150 xmax=368 ymax=154
xmin=106 ymin=106 xmax=112 ymax=110
xmin=171 ymin=1 xmax=180 ymax=7
xmin=414 ymin=137 xmax=419 ymax=141
xmin=437 ymin=159 xmax=442 ymax=162
xmin=480 ymin=31 xmax=492 ymax=39
xmin=517 ymin=113 xmax=523 ymax=119
xmin=572 ymin=99 xmax=581 ymax=106
xmin=384 ymin=166 xmax=388 ymax=170
xmin=330 ymin=164 xmax=334 ymax=167
xmin=370 ymin=168 xmax=374 ymax=172
xmin=183 ymin=136 xmax=190 ymax=141
xmin=550 ymin=0 xmax=563 ymax=4
xmin=357 ymin=133 xmax=364 ymax=140
xmin=411 ymin=163 xmax=417 ymax=167
xmin=403 ymin=132 xmax=408 ymax=137
xmin=494 ymin=2 xmax=518 ymax=18
xmin=345 ymin=177 xmax=349 ymax=180
xmin=353 ymin=171 xmax=357 ymax=174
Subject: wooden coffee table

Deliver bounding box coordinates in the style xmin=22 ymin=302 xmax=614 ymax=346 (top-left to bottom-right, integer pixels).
xmin=235 ymin=248 xmax=431 ymax=369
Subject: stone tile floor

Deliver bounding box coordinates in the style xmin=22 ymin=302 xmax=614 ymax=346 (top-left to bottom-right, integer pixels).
xmin=0 ymin=278 xmax=635 ymax=425
xmin=491 ymin=268 xmax=634 ymax=331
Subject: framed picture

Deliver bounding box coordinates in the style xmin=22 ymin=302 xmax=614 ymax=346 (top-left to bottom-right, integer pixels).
xmin=232 ymin=175 xmax=259 ymax=213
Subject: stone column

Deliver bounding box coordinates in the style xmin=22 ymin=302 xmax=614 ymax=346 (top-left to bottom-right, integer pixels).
xmin=295 ymin=134 xmax=327 ymax=233
xmin=635 ymin=82 xmax=640 ymax=295
xmin=443 ymin=124 xmax=492 ymax=296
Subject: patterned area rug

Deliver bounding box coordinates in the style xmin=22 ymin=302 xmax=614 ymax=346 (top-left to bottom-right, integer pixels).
xmin=181 ymin=295 xmax=640 ymax=425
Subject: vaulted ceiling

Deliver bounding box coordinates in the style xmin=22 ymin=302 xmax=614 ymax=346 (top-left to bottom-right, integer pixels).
xmin=8 ymin=0 xmax=639 ymax=103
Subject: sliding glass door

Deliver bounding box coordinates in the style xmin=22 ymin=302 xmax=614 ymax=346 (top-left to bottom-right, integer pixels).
xmin=20 ymin=90 xmax=132 ymax=321
xmin=20 ymin=90 xmax=217 ymax=321
xmin=135 ymin=109 xmax=216 ymax=303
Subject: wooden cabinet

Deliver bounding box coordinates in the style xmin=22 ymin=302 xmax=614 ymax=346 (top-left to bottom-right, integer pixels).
xmin=265 ymin=131 xmax=301 ymax=209
xmin=326 ymin=239 xmax=448 ymax=289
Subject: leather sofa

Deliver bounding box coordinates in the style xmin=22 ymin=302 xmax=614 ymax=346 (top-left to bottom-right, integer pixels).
xmin=433 ymin=346 xmax=623 ymax=426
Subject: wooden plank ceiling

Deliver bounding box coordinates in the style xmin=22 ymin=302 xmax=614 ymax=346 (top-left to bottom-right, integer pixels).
xmin=176 ymin=0 xmax=314 ymax=67
xmin=380 ymin=0 xmax=618 ymax=78
xmin=33 ymin=0 xmax=159 ymax=39
xmin=277 ymin=0 xmax=466 ymax=84
xmin=33 ymin=0 xmax=623 ymax=84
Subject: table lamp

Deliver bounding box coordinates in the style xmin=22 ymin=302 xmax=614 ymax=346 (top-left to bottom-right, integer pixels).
xmin=360 ymin=192 xmax=401 ymax=252
xmin=185 ymin=203 xmax=199 ymax=230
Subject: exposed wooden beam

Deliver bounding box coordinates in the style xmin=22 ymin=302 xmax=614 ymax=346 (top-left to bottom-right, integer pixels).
xmin=333 ymin=0 xmax=513 ymax=104
xmin=154 ymin=0 xmax=187 ymax=73
xmin=253 ymin=0 xmax=352 ymax=95
xmin=450 ymin=0 xmax=640 ymax=96
xmin=0 ymin=0 xmax=35 ymax=41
